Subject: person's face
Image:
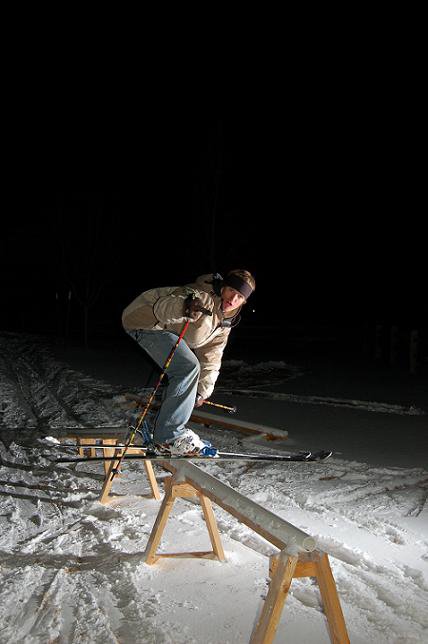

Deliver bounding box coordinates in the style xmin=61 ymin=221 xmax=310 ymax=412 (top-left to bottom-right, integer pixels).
xmin=221 ymin=286 xmax=246 ymax=313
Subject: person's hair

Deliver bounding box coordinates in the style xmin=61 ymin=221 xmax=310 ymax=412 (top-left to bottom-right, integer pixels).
xmin=226 ymin=269 xmax=256 ymax=292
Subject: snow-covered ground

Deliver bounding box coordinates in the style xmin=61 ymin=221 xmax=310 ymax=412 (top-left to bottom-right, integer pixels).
xmin=0 ymin=332 xmax=427 ymax=643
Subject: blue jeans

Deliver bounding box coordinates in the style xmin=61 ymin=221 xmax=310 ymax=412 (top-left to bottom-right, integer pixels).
xmin=128 ymin=330 xmax=200 ymax=444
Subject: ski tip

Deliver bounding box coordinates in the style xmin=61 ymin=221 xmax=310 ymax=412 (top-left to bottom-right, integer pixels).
xmin=306 ymin=450 xmax=333 ymax=461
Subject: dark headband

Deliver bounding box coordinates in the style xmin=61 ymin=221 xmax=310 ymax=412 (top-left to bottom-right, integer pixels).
xmin=224 ymin=274 xmax=254 ymax=300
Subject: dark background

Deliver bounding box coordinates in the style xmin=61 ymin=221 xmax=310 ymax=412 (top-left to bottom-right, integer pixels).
xmin=1 ymin=119 xmax=425 ymax=364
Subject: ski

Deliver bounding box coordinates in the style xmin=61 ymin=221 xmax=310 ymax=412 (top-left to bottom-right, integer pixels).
xmin=55 ymin=449 xmax=333 ymax=464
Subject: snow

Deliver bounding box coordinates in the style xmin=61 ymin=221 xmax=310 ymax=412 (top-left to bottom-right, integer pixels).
xmin=0 ymin=331 xmax=427 ymax=643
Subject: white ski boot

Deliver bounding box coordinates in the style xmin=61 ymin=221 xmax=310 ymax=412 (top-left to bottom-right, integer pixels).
xmin=159 ymin=428 xmax=219 ymax=458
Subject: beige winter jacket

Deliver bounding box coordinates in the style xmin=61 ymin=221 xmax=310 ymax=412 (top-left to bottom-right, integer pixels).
xmin=122 ymin=274 xmax=239 ymax=399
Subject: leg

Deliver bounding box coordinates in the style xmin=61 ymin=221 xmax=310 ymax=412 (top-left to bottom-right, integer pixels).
xmin=131 ymin=330 xmax=200 ymax=444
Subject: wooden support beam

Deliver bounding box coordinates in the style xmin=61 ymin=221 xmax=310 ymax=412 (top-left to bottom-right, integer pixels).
xmin=315 ymin=553 xmax=349 ymax=644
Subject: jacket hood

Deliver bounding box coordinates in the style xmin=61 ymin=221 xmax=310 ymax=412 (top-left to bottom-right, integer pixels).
xmin=194 ymin=273 xmax=220 ymax=296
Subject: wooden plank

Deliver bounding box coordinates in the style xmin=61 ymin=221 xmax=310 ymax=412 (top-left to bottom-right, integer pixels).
xmin=190 ymin=411 xmax=288 ymax=440
xmin=65 ymin=429 xmax=128 ymax=439
xmin=155 ymin=551 xmax=217 ymax=560
xmin=294 ymin=560 xmax=317 ymax=578
xmin=171 ymin=483 xmax=198 ymax=499
xmin=250 ymin=551 xmax=298 ymax=644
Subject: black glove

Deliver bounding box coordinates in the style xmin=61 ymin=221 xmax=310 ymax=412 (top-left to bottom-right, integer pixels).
xmin=184 ymin=295 xmax=212 ymax=320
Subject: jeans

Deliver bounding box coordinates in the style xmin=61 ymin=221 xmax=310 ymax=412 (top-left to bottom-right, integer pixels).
xmin=128 ymin=330 xmax=200 ymax=444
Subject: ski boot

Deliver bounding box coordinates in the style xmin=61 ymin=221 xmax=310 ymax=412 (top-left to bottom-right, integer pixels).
xmin=157 ymin=428 xmax=219 ymax=458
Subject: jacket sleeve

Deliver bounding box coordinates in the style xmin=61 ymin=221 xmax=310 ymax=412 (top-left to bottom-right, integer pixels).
xmin=153 ymin=293 xmax=188 ymax=326
xmin=153 ymin=289 xmax=213 ymax=326
xmin=192 ymin=329 xmax=230 ymax=399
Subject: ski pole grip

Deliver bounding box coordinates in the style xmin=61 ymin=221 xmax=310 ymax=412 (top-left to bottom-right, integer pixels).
xmin=184 ymin=293 xmax=213 ymax=318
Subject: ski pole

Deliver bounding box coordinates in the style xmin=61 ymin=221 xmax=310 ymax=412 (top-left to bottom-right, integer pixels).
xmin=125 ymin=397 xmax=237 ymax=415
xmin=201 ymin=400 xmax=237 ymax=414
xmin=110 ymin=319 xmax=191 ymax=480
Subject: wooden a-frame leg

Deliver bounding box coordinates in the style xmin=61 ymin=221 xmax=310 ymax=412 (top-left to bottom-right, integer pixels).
xmin=144 ymin=461 xmax=161 ymax=500
xmin=99 ymin=455 xmax=120 ymax=504
xmin=145 ymin=480 xmax=176 ymax=564
xmin=102 ymin=439 xmax=118 ymax=476
xmin=250 ymin=550 xmax=298 ymax=644
xmin=315 ymin=553 xmax=349 ymax=644
xmin=198 ymin=492 xmax=225 ymax=561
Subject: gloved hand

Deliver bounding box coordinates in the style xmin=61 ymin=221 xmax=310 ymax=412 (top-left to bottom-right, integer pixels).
xmin=184 ymin=294 xmax=213 ymax=320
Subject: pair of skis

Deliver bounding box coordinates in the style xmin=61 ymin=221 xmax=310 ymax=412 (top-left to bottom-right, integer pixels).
xmin=47 ymin=442 xmax=333 ymax=463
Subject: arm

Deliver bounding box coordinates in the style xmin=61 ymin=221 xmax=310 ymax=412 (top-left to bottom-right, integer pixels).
xmin=192 ymin=329 xmax=230 ymax=400
xmin=153 ymin=289 xmax=213 ymax=326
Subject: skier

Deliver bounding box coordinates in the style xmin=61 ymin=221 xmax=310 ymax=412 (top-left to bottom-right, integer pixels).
xmin=122 ymin=270 xmax=256 ymax=456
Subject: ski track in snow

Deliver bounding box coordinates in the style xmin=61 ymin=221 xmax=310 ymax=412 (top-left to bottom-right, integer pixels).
xmin=0 ymin=333 xmax=427 ymax=643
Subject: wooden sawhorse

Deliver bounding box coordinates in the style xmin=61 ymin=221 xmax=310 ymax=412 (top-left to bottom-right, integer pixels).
xmin=74 ymin=438 xmax=161 ymax=504
xmin=145 ymin=476 xmax=225 ymax=564
xmin=250 ymin=549 xmax=349 ymax=643
xmin=144 ymin=473 xmax=349 ymax=644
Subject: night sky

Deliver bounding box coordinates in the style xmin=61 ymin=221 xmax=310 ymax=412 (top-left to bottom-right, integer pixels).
xmin=2 ymin=119 xmax=425 ymax=347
